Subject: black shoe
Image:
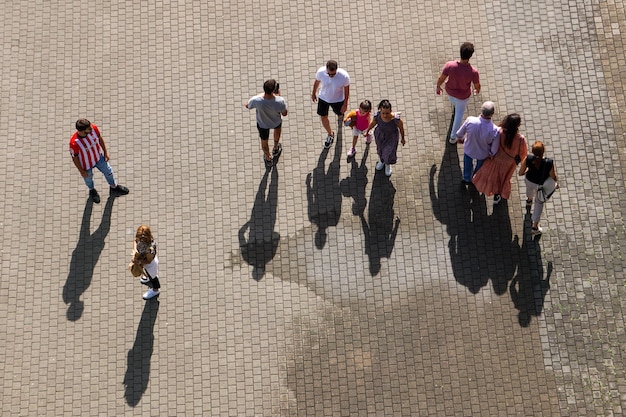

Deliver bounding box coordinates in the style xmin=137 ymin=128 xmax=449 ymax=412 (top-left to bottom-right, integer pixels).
xmin=110 ymin=184 xmax=129 ymax=195
xmin=89 ymin=189 xmax=100 ymax=204
xmin=493 ymin=194 xmax=502 ymax=205
xmin=461 ymin=180 xmax=471 ymax=186
xmin=272 ymin=143 xmax=282 ymax=158
xmin=264 ymin=157 xmax=273 ymax=169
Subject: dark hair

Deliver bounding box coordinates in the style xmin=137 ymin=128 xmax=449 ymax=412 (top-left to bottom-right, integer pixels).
xmin=460 ymin=42 xmax=475 ymax=60
xmin=359 ymin=100 xmax=372 ymax=112
xmin=326 ymin=60 xmax=338 ymax=71
xmin=377 ymin=99 xmax=392 ymax=111
xmin=263 ymin=79 xmax=278 ymax=95
xmin=75 ymin=119 xmax=91 ymax=131
xmin=500 ymin=113 xmax=521 ymax=148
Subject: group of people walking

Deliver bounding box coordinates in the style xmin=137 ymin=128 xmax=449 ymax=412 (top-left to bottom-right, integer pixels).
xmin=246 ymin=60 xmax=406 ymax=177
xmin=436 ymin=43 xmax=560 ymax=236
xmin=246 ymin=47 xmax=559 ymax=235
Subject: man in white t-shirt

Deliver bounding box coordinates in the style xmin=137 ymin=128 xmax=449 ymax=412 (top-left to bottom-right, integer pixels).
xmin=311 ymin=60 xmax=350 ymax=149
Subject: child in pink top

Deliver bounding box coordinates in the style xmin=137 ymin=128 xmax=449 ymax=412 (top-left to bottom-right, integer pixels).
xmin=343 ymin=100 xmax=373 ymax=157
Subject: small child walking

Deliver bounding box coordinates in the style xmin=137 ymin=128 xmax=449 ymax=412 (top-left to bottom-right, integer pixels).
xmin=343 ymin=100 xmax=373 ymax=157
xmin=128 ymin=225 xmax=161 ymax=300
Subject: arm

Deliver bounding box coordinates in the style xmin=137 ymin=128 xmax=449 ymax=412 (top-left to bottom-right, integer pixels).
xmin=398 ymin=119 xmax=406 ymax=146
xmin=489 ymin=132 xmax=500 ymax=157
xmin=518 ymin=159 xmax=528 ymax=176
xmin=436 ymin=73 xmax=447 ymax=95
xmin=98 ymin=135 xmax=110 ymax=161
xmin=364 ymin=117 xmax=378 ymax=136
xmin=549 ymin=164 xmax=559 ymax=188
xmin=341 ymin=85 xmax=350 ymax=114
xmin=245 ymin=95 xmax=260 ymax=109
xmin=311 ymin=80 xmax=320 ymax=102
xmin=72 ymin=155 xmax=88 ymax=178
xmin=473 ymin=82 xmax=481 ymax=95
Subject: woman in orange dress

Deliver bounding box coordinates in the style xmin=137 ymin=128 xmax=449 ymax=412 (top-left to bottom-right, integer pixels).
xmin=473 ymin=113 xmax=528 ymax=204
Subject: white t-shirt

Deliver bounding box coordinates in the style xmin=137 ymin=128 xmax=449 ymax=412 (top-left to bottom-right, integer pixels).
xmin=315 ymin=67 xmax=350 ymax=103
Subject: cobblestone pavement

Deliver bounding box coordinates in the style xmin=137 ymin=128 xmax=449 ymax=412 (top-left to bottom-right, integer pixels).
xmin=1 ymin=0 xmax=625 ymax=415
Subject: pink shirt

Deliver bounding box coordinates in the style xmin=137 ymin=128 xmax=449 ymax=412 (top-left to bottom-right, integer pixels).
xmin=355 ymin=110 xmax=370 ymax=131
xmin=442 ymin=61 xmax=480 ymax=100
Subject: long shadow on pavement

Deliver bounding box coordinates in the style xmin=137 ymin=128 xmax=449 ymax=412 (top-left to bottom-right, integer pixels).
xmin=340 ymin=142 xmax=370 ymax=216
xmin=62 ymin=195 xmax=115 ymax=321
xmin=429 ymin=145 xmax=519 ymax=294
xmin=360 ymin=170 xmax=400 ymax=276
xmin=123 ymin=300 xmax=160 ymax=407
xmin=239 ymin=168 xmax=280 ymax=281
xmin=306 ymin=117 xmax=343 ymax=249
xmin=510 ymin=212 xmax=552 ymax=327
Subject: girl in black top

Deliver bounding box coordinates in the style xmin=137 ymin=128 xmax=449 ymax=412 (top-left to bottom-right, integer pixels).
xmin=518 ymin=141 xmax=559 ymax=236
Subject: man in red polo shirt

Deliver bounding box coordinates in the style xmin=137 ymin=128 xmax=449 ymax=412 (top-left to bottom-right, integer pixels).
xmin=69 ymin=119 xmax=129 ymax=203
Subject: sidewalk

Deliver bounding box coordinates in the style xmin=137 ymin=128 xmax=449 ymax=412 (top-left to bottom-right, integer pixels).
xmin=0 ymin=0 xmax=624 ymax=415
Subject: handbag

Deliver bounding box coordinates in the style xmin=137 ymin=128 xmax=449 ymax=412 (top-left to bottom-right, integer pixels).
xmin=129 ymin=262 xmax=143 ymax=277
xmin=536 ymin=159 xmax=557 ymax=202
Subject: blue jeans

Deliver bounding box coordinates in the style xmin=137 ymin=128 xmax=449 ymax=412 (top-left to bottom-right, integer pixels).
xmin=449 ymin=96 xmax=470 ymax=139
xmin=84 ymin=155 xmax=116 ymax=189
xmin=463 ymin=154 xmax=484 ymax=182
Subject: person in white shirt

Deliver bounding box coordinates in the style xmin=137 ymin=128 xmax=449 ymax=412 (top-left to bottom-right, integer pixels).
xmin=311 ymin=60 xmax=350 ymax=149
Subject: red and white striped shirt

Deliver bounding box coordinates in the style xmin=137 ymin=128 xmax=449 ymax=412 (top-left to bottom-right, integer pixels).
xmin=69 ymin=124 xmax=103 ymax=170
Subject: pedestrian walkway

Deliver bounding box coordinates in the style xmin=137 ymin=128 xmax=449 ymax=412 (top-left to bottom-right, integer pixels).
xmin=0 ymin=0 xmax=624 ymax=415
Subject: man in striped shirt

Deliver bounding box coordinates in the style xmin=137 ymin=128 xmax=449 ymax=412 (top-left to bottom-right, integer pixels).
xmin=69 ymin=119 xmax=129 ymax=203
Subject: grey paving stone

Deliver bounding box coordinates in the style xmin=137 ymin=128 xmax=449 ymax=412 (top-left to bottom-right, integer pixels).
xmin=0 ymin=0 xmax=624 ymax=416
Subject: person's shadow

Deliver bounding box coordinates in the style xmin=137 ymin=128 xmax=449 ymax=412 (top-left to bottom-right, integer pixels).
xmin=510 ymin=212 xmax=552 ymax=327
xmin=306 ymin=118 xmax=343 ymax=249
xmin=489 ymin=200 xmax=522 ymax=295
xmin=63 ymin=195 xmax=115 ymax=321
xmin=429 ymin=146 xmax=519 ymax=294
xmin=360 ymin=171 xmax=400 ymax=276
xmin=239 ymin=168 xmax=280 ymax=281
xmin=123 ymin=300 xmax=160 ymax=407
xmin=340 ymin=143 xmax=370 ymax=216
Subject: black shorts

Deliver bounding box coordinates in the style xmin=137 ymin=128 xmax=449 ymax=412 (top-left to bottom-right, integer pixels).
xmin=317 ymin=99 xmax=344 ymax=117
xmin=257 ymin=123 xmax=282 ymax=140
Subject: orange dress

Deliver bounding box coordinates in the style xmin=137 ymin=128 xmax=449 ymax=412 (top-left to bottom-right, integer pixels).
xmin=473 ymin=131 xmax=528 ymax=199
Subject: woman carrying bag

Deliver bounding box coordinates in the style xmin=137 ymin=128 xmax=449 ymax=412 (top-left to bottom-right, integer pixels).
xmin=518 ymin=141 xmax=559 ymax=236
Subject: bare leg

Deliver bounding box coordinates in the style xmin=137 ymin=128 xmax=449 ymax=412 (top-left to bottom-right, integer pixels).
xmin=260 ymin=139 xmax=271 ymax=160
xmin=273 ymin=127 xmax=282 ymax=151
xmin=321 ymin=116 xmax=333 ymax=136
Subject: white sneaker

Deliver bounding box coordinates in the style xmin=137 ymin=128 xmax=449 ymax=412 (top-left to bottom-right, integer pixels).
xmin=449 ymin=137 xmax=458 ymax=144
xmin=531 ymin=226 xmax=543 ymax=236
xmin=376 ymin=161 xmax=384 ymax=171
xmin=347 ymin=147 xmax=356 ymax=157
xmin=139 ymin=276 xmax=150 ymax=285
xmin=143 ymin=288 xmax=160 ymax=300
xmin=385 ymin=164 xmax=392 ymax=177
